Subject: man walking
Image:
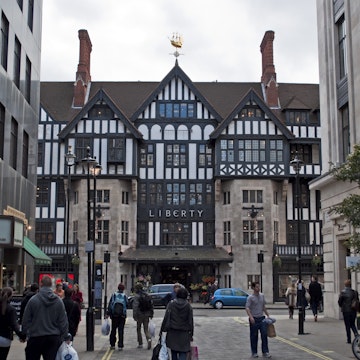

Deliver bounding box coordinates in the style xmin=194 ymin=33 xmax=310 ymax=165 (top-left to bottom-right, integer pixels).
xmin=245 ymin=281 xmax=271 ymax=358
xmin=308 ymin=275 xmax=323 ymax=322
xmin=106 ymin=283 xmax=128 ymax=351
xmin=22 ymin=275 xmax=68 ymax=360
xmin=19 ymin=283 xmax=39 ymax=324
xmin=132 ymin=283 xmax=154 ymax=350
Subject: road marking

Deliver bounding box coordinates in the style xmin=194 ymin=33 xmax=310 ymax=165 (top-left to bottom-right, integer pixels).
xmin=102 ymin=348 xmax=113 ymax=360
xmin=233 ymin=317 xmax=332 ymax=360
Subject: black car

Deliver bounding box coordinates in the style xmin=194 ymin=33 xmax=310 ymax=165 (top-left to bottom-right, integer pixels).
xmin=128 ymin=284 xmax=174 ymax=309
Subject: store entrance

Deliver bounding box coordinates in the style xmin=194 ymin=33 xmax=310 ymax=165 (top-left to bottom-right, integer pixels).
xmin=160 ymin=265 xmax=191 ymax=288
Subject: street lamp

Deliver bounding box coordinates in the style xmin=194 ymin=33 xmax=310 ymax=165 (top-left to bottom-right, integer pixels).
xmin=103 ymin=251 xmax=110 ymax=316
xmin=64 ymin=146 xmax=76 ymax=282
xmin=81 ymin=146 xmax=97 ymax=351
xmin=290 ymin=153 xmax=304 ymax=335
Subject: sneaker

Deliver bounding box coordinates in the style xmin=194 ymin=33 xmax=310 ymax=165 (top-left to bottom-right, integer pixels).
xmin=263 ymin=353 xmax=272 ymax=358
xmin=252 ymin=354 xmax=259 ymax=358
xmin=110 ymin=346 xmax=115 ymax=350
xmin=147 ymin=339 xmax=152 ymax=350
xmin=137 ymin=344 xmax=143 ymax=348
xmin=315 ymin=315 xmax=318 ymax=322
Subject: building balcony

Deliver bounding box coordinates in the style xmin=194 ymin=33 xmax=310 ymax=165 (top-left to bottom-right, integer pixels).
xmin=274 ymin=244 xmax=323 ymax=258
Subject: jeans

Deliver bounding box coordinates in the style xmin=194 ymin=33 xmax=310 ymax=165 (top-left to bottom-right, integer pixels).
xmin=343 ymin=311 xmax=358 ymax=343
xmin=249 ymin=316 xmax=269 ymax=355
xmin=310 ymin=301 xmax=319 ymax=316
xmin=171 ymin=350 xmax=187 ymax=360
xmin=110 ymin=315 xmax=126 ymax=348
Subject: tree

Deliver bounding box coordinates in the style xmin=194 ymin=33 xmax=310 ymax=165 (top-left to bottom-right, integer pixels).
xmin=331 ymin=144 xmax=360 ymax=270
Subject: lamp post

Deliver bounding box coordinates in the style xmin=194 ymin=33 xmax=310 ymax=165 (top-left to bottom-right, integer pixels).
xmin=290 ymin=153 xmax=304 ymax=335
xmin=103 ymin=251 xmax=110 ymax=316
xmin=64 ymin=146 xmax=76 ymax=283
xmin=81 ymin=146 xmax=97 ymax=351
xmin=258 ymin=250 xmax=266 ymax=292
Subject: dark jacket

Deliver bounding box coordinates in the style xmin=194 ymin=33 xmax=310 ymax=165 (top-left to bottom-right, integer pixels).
xmin=296 ymin=286 xmax=308 ymax=308
xmin=63 ymin=297 xmax=81 ymax=337
xmin=132 ymin=291 xmax=153 ymax=320
xmin=19 ymin=291 xmax=37 ymax=324
xmin=308 ymin=280 xmax=322 ymax=304
xmin=0 ymin=303 xmax=25 ymax=341
xmin=338 ymin=286 xmax=358 ymax=313
xmin=22 ymin=286 xmax=68 ymax=339
xmin=161 ymin=298 xmax=194 ymax=352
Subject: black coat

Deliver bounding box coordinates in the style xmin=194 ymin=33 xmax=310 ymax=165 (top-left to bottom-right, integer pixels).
xmin=0 ymin=303 xmax=25 ymax=341
xmin=161 ymin=298 xmax=193 ymax=352
xmin=63 ymin=297 xmax=81 ymax=337
xmin=308 ymin=281 xmax=322 ymax=304
xmin=338 ymin=287 xmax=358 ymax=313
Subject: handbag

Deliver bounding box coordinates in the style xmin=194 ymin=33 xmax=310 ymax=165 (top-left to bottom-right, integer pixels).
xmin=267 ymin=323 xmax=276 ymax=338
xmin=351 ymin=298 xmax=359 ymax=312
xmin=151 ymin=337 xmax=162 ymax=360
xmin=285 ymin=296 xmax=289 ymax=306
xmin=190 ymin=343 xmax=199 ymax=360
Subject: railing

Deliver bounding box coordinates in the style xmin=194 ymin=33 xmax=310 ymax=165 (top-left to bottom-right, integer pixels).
xmin=39 ymin=244 xmax=78 ymax=256
xmin=274 ymin=244 xmax=323 ymax=257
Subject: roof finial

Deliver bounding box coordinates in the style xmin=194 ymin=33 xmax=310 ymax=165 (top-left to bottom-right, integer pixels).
xmin=169 ymin=32 xmax=184 ymax=58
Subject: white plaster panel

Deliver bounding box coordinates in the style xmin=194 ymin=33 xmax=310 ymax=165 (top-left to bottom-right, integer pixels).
xmin=178 ymin=125 xmax=188 ymax=140
xmin=301 ymin=126 xmax=307 ymax=137
xmin=94 ymin=120 xmax=100 ymax=134
xmin=155 ymin=222 xmax=160 ymax=246
xmin=156 ymin=143 xmax=164 ymax=180
xmin=164 ymin=124 xmax=175 ymax=140
xmin=44 ymin=143 xmax=51 ymax=174
xmin=138 ymin=125 xmax=149 ymax=140
xmin=268 ymin=122 xmax=275 ymax=135
xmin=171 ymin=79 xmax=176 ymax=100
xmin=125 ymin=138 xmax=133 ymax=175
xmin=253 ymin=121 xmax=259 ymax=134
xmin=144 ymin=107 xmax=149 ymax=119
xmin=41 ymin=108 xmax=47 ymax=122
xmin=118 ymin=121 xmax=125 ymax=133
xmin=177 ymin=80 xmax=183 ymax=100
xmin=140 ymin=168 xmax=146 ymax=179
xmin=204 ymin=125 xmax=214 ymax=140
xmin=86 ymin=120 xmax=92 ymax=133
xmin=102 ymin=121 xmax=108 ymax=134
xmin=150 ymin=103 xmax=156 ymax=118
xmin=57 ymin=207 xmax=65 ymax=218
xmin=183 ymin=84 xmax=189 ymax=100
xmin=148 ymin=168 xmax=154 ymax=179
xmin=45 ymin=124 xmax=52 ymax=140
xmin=51 ymin=143 xmax=59 ymax=175
xmin=207 ymin=168 xmax=213 ymax=179
xmin=190 ymin=125 xmax=201 ymax=140
xmin=308 ymin=127 xmax=315 ymax=137
xmin=38 ymin=124 xmax=44 ymax=139
xmin=166 ymin=168 xmax=172 ymax=179
xmin=42 ymin=208 xmax=48 ymax=218
xmin=199 ymin=222 xmax=204 ymax=245
xmin=188 ymin=143 xmax=197 ymax=179
xmin=192 ymin=222 xmax=197 ymax=245
xmin=197 ymin=103 xmax=202 ymax=118
xmin=198 ymin=168 xmax=205 ymax=179
xmin=151 ymin=124 xmax=162 ymax=140
xmin=109 ymin=120 xmax=116 ymax=133
xmin=149 ymin=222 xmax=154 ymax=246
xmin=173 ymin=168 xmax=179 ymax=179
xmin=77 ymin=122 xmax=84 ymax=133
xmin=101 ymin=138 xmax=107 ymax=174
xmin=181 ymin=168 xmax=187 ymax=179
xmin=237 ymin=120 xmax=243 ymax=134
xmin=56 ymin=221 xmax=64 ymax=244
xmin=228 ymin=121 xmax=235 ymax=134
xmin=245 ymin=121 xmax=251 ymax=133
xmin=260 ymin=121 xmax=267 ymax=134
xmin=50 ymin=182 xmax=56 ymax=218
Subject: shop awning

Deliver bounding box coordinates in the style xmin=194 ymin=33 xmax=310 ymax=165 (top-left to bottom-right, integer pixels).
xmin=24 ymin=237 xmax=52 ymax=265
xmin=119 ymin=247 xmax=233 ymax=264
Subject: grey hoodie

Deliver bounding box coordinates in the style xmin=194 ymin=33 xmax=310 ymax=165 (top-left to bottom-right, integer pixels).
xmin=22 ymin=286 xmax=68 ymax=338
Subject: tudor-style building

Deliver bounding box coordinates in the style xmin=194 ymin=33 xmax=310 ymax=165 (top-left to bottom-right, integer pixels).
xmin=36 ymin=29 xmax=322 ymax=305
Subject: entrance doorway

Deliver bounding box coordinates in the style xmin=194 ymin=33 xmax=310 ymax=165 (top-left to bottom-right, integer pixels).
xmin=160 ymin=265 xmax=191 ymax=287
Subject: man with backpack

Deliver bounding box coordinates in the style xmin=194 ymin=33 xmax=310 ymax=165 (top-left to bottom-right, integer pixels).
xmin=106 ymin=283 xmax=128 ymax=351
xmin=132 ymin=283 xmax=154 ymax=350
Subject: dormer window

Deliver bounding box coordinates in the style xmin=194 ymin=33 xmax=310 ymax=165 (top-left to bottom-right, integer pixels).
xmin=158 ymin=102 xmax=195 ymax=118
xmin=89 ymin=105 xmax=114 ymax=119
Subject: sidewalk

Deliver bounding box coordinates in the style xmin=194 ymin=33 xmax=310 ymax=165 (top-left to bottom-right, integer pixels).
xmin=7 ymin=304 xmax=356 ymax=359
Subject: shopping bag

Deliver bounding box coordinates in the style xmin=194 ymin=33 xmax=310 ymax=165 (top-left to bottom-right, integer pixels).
xmin=151 ymin=340 xmax=162 ymax=360
xmin=267 ymin=323 xmax=276 ymax=338
xmin=148 ymin=319 xmax=156 ymax=338
xmin=159 ymin=333 xmax=169 ymax=360
xmin=190 ymin=343 xmax=199 ymax=360
xmin=101 ymin=318 xmax=110 ymax=336
xmin=56 ymin=341 xmax=79 ymax=360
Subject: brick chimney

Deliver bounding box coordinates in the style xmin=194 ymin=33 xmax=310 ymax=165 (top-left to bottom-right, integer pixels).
xmin=73 ymin=29 xmax=92 ymax=108
xmin=260 ymin=31 xmax=279 ymax=108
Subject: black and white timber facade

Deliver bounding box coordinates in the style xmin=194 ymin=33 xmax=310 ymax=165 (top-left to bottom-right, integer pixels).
xmin=36 ymin=30 xmax=323 ymax=304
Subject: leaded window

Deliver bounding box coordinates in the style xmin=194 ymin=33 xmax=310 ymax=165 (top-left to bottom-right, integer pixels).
xmin=220 ymin=140 xmax=234 ymax=162
xmin=36 ymin=180 xmax=50 ymax=205
xmin=140 ymin=144 xmax=154 ymax=166
xmin=269 ymin=140 xmax=283 ymax=162
xmin=121 ymin=221 xmax=129 ymax=245
xmin=108 ymin=137 xmax=125 ymax=163
xmin=239 ymin=139 xmax=266 ymax=162
xmin=198 ymin=144 xmax=212 ymax=167
xmin=159 ymin=102 xmax=195 ymax=118
xmin=166 ymin=183 xmax=186 ymax=205
xmin=1 ymin=13 xmax=9 ymax=70
xmin=243 ymin=190 xmax=263 ymax=203
xmin=243 ymin=219 xmax=264 ymax=245
xmin=224 ymin=221 xmax=231 ymax=245
xmin=166 ymin=144 xmax=186 ymax=167
xmin=189 ymin=183 xmax=203 ymax=205
xmin=161 ymin=222 xmax=190 ymax=246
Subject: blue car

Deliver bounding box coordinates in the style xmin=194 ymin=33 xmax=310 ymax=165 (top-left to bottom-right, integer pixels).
xmin=210 ymin=288 xmax=250 ymax=309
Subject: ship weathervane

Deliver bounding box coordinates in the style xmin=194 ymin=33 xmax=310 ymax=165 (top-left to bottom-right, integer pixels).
xmin=169 ymin=32 xmax=184 ymax=58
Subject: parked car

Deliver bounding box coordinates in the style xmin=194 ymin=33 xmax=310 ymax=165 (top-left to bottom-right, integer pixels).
xmin=128 ymin=283 xmax=175 ymax=309
xmin=209 ymin=288 xmax=250 ymax=309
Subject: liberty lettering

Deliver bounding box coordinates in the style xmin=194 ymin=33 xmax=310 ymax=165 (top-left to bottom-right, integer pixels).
xmin=148 ymin=209 xmax=203 ymax=218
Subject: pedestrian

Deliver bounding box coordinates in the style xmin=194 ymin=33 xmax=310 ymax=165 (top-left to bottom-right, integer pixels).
xmin=132 ymin=283 xmax=154 ymax=350
xmin=71 ymin=284 xmax=83 ymax=308
xmin=210 ymin=280 xmax=218 ymax=297
xmin=204 ymin=282 xmax=212 ymax=304
xmin=308 ymin=275 xmax=323 ymax=322
xmin=296 ymin=280 xmax=308 ymax=321
xmin=245 ymin=281 xmax=272 ymax=358
xmin=338 ymin=279 xmax=359 ymax=344
xmin=0 ymin=287 xmax=26 ymax=360
xmin=63 ymin=287 xmax=81 ymax=339
xmin=160 ymin=287 xmax=194 ymax=360
xmin=22 ymin=275 xmax=69 ymax=360
xmin=106 ymin=283 xmax=128 ymax=351
xmin=19 ymin=282 xmax=39 ymax=324
xmin=171 ymin=283 xmax=182 ymax=300
xmin=285 ymin=282 xmax=297 ymax=319
xmin=54 ymin=282 xmax=65 ymax=299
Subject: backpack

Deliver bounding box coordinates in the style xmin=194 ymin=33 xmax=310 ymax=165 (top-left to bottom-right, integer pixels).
xmin=111 ymin=292 xmax=126 ymax=317
xmin=138 ymin=292 xmax=153 ymax=312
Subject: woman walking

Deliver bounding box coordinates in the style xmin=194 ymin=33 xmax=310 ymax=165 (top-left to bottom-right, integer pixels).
xmin=161 ymin=287 xmax=194 ymax=360
xmin=285 ymin=282 xmax=297 ymax=319
xmin=0 ymin=287 xmax=26 ymax=359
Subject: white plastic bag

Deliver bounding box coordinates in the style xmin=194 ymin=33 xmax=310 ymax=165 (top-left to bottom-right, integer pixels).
xmin=101 ymin=318 xmax=110 ymax=336
xmin=56 ymin=341 xmax=79 ymax=360
xmin=148 ymin=319 xmax=156 ymax=338
xmin=159 ymin=333 xmax=169 ymax=360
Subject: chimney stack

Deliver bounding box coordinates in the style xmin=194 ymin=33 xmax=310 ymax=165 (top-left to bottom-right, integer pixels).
xmin=73 ymin=29 xmax=92 ymax=107
xmin=260 ymin=31 xmax=279 ymax=108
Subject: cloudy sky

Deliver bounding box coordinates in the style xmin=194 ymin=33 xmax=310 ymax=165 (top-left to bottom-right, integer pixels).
xmin=41 ymin=0 xmax=319 ymax=84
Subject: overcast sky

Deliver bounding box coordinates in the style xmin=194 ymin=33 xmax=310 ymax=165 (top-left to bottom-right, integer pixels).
xmin=41 ymin=0 xmax=319 ymax=84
